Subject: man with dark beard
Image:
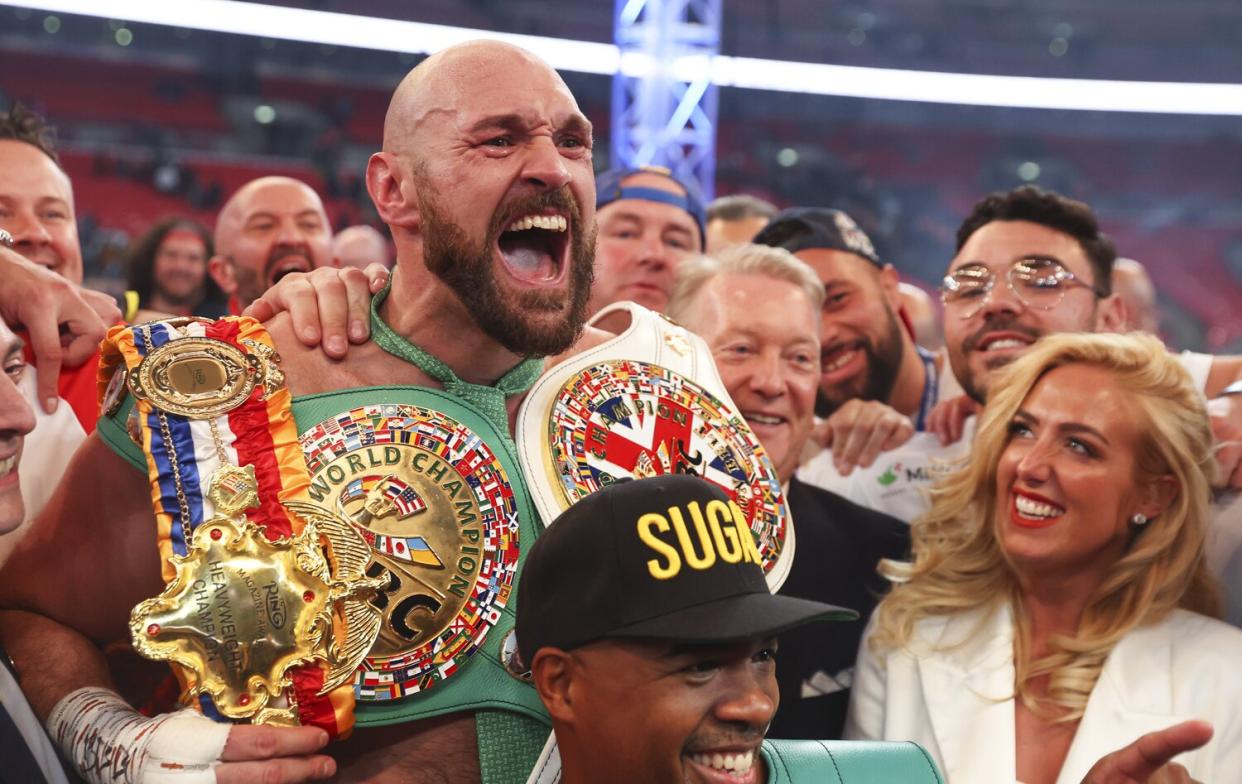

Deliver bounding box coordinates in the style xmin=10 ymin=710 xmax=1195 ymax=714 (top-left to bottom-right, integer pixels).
xmin=0 ymin=40 xmax=599 ymax=784
xmin=752 ymin=209 xmax=958 ymax=521
xmin=206 ymin=176 xmax=336 ymax=313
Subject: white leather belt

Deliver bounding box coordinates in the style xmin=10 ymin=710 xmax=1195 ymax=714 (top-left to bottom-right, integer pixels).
xmin=517 ymin=300 xmax=795 ymax=591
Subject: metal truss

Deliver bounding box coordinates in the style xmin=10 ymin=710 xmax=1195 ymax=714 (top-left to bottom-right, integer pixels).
xmin=611 ymin=0 xmax=721 ymax=198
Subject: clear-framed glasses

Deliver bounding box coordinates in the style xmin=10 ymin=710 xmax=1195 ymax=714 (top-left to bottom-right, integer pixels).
xmin=940 ymin=257 xmax=1104 ymax=318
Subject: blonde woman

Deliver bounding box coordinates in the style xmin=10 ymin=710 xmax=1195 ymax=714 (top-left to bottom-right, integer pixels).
xmin=845 ymin=332 xmax=1242 ymax=783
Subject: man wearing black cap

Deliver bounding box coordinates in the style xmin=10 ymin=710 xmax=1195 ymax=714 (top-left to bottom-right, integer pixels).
xmin=588 ymin=165 xmax=706 ymax=316
xmin=514 ymin=475 xmax=944 ymax=784
xmin=753 ymin=209 xmax=963 ymax=522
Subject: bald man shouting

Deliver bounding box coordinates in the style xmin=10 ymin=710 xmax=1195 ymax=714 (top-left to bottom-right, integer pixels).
xmin=0 ymin=41 xmax=596 ymax=783
xmin=207 ymin=176 xmax=335 ymax=312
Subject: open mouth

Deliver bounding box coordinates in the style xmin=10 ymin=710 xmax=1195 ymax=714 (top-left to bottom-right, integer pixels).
xmin=266 ymin=255 xmax=313 ymax=286
xmin=821 ymin=341 xmax=865 ymax=381
xmin=1011 ymin=490 xmax=1065 ymax=528
xmin=497 ymin=212 xmax=569 ymax=288
xmin=686 ymin=749 xmax=758 ymax=783
xmin=24 ymin=250 xmax=61 ymax=271
xmin=975 ymin=332 xmax=1035 ymax=355
xmin=0 ymin=451 xmax=20 ymax=486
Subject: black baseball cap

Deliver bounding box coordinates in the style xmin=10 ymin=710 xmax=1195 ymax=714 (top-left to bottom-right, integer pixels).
xmin=596 ymin=165 xmax=707 ymax=249
xmin=515 ymin=475 xmax=856 ymax=665
xmin=753 ymin=206 xmax=882 ymax=267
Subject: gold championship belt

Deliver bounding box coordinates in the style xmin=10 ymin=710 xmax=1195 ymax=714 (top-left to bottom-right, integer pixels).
xmin=516 ymin=301 xmax=794 ymax=590
xmin=100 ymin=318 xmax=385 ymax=736
xmin=294 ymin=399 xmax=522 ymax=715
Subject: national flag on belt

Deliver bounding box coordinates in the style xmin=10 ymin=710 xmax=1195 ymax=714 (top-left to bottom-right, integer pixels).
xmin=384 ymin=482 xmax=427 ymax=517
xmin=376 ymin=533 xmax=443 ymax=568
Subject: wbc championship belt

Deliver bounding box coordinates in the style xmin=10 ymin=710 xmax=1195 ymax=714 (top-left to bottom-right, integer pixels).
xmin=288 ymin=387 xmax=541 ymax=729
xmin=516 ymin=301 xmax=794 ymax=590
xmin=99 ymin=318 xmax=384 ymax=737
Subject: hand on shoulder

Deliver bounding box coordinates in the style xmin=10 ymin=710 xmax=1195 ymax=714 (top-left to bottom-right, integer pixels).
xmin=243 ymin=264 xmax=389 ymax=359
xmin=925 ymin=394 xmax=979 ymax=447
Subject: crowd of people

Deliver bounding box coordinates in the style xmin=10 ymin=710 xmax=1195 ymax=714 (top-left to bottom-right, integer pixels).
xmin=0 ymin=39 xmax=1239 ymax=784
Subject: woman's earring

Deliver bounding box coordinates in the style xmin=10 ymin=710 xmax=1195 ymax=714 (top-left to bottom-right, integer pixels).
xmin=1131 ymin=513 xmax=1149 ymax=526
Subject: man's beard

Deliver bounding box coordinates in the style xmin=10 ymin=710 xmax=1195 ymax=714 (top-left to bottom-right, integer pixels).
xmin=420 ymin=187 xmax=595 ymax=358
xmin=955 ymin=313 xmax=1047 ymax=403
xmin=814 ymin=305 xmax=905 ymax=417
xmin=228 ymin=258 xmax=265 ymax=309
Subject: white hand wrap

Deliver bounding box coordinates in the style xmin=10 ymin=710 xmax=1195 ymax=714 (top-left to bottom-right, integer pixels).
xmin=47 ymin=688 xmax=231 ymax=784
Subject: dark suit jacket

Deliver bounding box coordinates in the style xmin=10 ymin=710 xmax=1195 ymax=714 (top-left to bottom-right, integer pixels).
xmin=768 ymin=477 xmax=909 ymax=740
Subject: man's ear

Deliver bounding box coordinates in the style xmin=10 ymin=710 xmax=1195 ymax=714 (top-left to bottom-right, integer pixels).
xmin=878 ymin=264 xmax=902 ymax=311
xmin=366 ymin=152 xmax=421 ymax=232
xmin=531 ymin=648 xmax=576 ymax=724
xmin=207 ymin=255 xmax=236 ymax=296
xmin=1095 ymin=293 xmax=1126 ymax=333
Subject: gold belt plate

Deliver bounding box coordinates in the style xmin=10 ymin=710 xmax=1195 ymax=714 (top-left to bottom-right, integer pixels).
xmin=130 ymin=478 xmax=385 ymax=722
xmin=128 ymin=336 xmax=264 ymax=419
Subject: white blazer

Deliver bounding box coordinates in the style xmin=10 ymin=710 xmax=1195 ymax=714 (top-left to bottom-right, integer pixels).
xmin=844 ymin=604 xmax=1242 ymax=783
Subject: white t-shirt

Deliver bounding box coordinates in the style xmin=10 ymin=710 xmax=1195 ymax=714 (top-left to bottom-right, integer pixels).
xmin=1177 ymin=350 xmax=1214 ymax=396
xmin=798 ymin=352 xmax=968 ymax=523
xmin=797 ymin=432 xmax=970 ymax=524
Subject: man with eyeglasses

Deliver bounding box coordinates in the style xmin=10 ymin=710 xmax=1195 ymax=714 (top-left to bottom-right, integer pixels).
xmin=940 ymin=186 xmax=1240 ymax=490
xmin=941 ymin=185 xmax=1125 ymax=404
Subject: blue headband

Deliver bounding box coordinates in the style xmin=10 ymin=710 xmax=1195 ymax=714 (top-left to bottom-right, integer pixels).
xmin=595 ymin=167 xmax=707 ymax=249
